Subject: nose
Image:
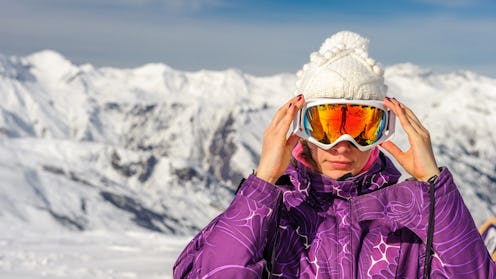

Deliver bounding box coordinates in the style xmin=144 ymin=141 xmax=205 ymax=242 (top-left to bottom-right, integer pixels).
xmin=329 ymin=141 xmax=354 ymax=154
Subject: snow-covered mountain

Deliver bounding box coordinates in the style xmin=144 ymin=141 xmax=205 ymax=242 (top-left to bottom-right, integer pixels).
xmin=1 ymin=50 xmax=495 ymax=238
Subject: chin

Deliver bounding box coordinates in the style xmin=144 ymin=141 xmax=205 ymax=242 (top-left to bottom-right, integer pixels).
xmin=323 ymin=170 xmax=355 ymax=180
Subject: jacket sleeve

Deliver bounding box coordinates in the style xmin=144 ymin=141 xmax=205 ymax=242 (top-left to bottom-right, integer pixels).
xmin=173 ymin=174 xmax=282 ymax=279
xmin=406 ymin=168 xmax=496 ymax=278
xmin=355 ymin=167 xmax=495 ymax=278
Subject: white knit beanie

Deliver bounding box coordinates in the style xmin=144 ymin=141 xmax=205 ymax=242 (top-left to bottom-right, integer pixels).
xmin=295 ymin=31 xmax=387 ymax=100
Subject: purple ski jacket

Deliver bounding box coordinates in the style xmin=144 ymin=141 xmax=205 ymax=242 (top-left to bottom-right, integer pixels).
xmin=173 ymin=153 xmax=495 ymax=278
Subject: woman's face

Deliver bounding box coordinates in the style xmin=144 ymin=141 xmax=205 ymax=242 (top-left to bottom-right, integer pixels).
xmin=308 ymin=141 xmax=372 ymax=179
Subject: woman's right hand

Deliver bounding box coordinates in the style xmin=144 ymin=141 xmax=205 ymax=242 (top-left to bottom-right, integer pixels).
xmin=255 ymin=94 xmax=305 ymax=184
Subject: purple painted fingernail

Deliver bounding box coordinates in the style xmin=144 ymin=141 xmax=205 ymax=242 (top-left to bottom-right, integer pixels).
xmin=289 ymin=103 xmax=293 ymax=108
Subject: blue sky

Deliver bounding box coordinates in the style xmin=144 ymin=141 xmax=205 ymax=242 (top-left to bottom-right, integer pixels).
xmin=1 ymin=0 xmax=495 ymax=77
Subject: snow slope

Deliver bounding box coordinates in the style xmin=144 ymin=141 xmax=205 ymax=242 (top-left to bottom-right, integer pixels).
xmin=0 ymin=50 xmax=495 ymax=277
xmin=0 ymin=226 xmax=189 ymax=279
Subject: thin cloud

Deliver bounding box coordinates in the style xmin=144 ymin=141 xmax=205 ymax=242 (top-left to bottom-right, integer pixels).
xmin=97 ymin=0 xmax=230 ymax=11
xmin=13 ymin=0 xmax=230 ymax=12
xmin=0 ymin=0 xmax=494 ymax=77
xmin=157 ymin=0 xmax=229 ymax=11
xmin=412 ymin=0 xmax=491 ymax=8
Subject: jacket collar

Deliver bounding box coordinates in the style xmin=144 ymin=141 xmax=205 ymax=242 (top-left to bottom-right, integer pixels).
xmin=284 ymin=152 xmax=401 ymax=200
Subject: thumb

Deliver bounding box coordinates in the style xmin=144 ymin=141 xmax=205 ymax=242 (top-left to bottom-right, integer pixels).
xmin=380 ymin=141 xmax=404 ymax=161
xmin=287 ymin=134 xmax=300 ymax=149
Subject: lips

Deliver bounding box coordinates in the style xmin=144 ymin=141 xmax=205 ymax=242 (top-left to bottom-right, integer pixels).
xmin=327 ymin=160 xmax=354 ymax=170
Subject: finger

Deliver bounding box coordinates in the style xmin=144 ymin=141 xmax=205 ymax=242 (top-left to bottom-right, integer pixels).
xmin=385 ymin=97 xmax=422 ymax=136
xmin=273 ymin=95 xmax=305 ymax=134
xmin=402 ymin=104 xmax=422 ymax=126
xmin=402 ymin=106 xmax=430 ymax=137
xmin=269 ymin=99 xmax=295 ymax=129
xmin=380 ymin=141 xmax=406 ymax=161
xmin=270 ymin=94 xmax=304 ymax=129
xmin=393 ymin=100 xmax=434 ymax=146
xmin=286 ymin=134 xmax=300 ymax=149
xmin=396 ymin=99 xmax=429 ymax=135
xmin=395 ymin=100 xmax=425 ymax=128
xmin=281 ymin=95 xmax=305 ymax=126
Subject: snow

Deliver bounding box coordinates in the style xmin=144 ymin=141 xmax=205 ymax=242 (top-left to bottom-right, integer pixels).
xmin=0 ymin=51 xmax=495 ymax=278
xmin=0 ymin=227 xmax=189 ymax=279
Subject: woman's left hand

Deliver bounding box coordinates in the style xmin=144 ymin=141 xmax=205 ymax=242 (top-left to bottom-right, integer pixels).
xmin=380 ymin=97 xmax=440 ymax=182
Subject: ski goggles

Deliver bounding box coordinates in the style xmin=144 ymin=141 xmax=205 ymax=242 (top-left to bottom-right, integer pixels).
xmin=292 ymin=98 xmax=395 ymax=151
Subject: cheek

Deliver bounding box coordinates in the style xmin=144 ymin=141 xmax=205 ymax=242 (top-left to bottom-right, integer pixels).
xmin=355 ymin=150 xmax=372 ymax=168
xmin=309 ymin=145 xmax=323 ymax=162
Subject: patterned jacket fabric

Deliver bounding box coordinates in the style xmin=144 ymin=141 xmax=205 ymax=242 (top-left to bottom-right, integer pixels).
xmin=173 ymin=152 xmax=495 ymax=278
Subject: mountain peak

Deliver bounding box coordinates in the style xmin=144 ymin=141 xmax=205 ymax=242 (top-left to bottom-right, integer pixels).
xmin=27 ymin=50 xmax=72 ymax=66
xmin=26 ymin=50 xmax=77 ymax=84
xmin=385 ymin=63 xmax=434 ymax=78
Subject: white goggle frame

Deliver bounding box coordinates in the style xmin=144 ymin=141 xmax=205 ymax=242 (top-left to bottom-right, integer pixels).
xmin=292 ymin=98 xmax=396 ymax=151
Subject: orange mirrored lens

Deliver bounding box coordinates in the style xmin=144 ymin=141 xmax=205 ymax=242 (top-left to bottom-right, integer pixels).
xmin=303 ymin=104 xmax=386 ymax=146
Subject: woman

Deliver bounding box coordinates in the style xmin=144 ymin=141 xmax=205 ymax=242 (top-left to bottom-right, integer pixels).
xmin=173 ymin=31 xmax=495 ymax=278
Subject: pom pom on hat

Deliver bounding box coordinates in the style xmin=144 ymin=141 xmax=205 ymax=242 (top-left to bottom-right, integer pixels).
xmin=295 ymin=31 xmax=387 ymax=100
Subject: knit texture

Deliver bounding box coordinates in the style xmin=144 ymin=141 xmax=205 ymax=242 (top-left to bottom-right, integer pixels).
xmin=295 ymin=31 xmax=387 ymax=100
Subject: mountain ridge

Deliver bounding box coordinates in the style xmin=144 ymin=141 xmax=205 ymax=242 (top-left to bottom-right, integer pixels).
xmin=0 ymin=50 xmax=494 ymax=235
